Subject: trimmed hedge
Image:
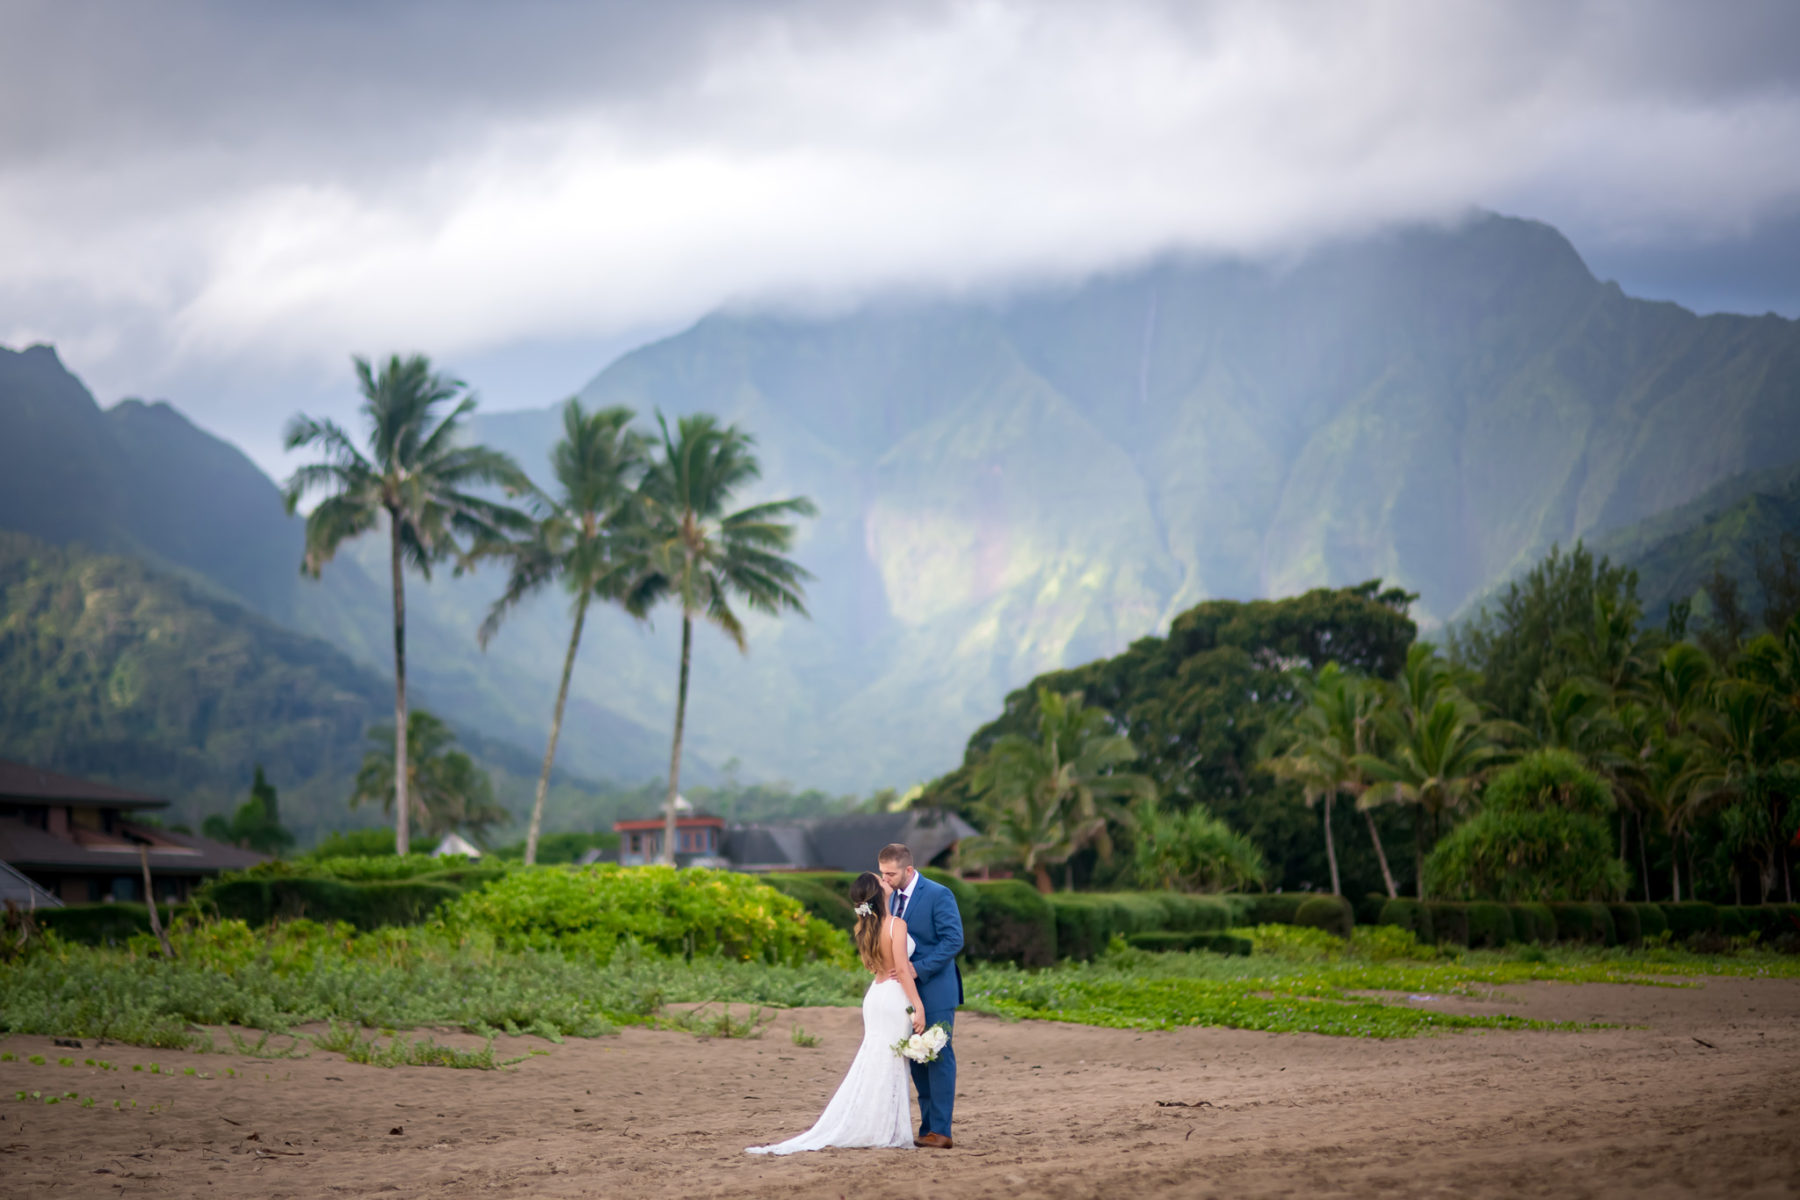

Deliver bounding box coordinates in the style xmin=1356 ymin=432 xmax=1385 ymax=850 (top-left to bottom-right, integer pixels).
xmin=1048 ymin=895 xmax=1115 ymax=961
xmin=1125 ymin=931 xmax=1253 ymax=956
xmin=1661 ymin=902 xmax=1719 ymax=939
xmin=1718 ymin=905 xmax=1760 ymax=938
xmin=202 ymin=877 xmax=463 ymax=930
xmin=763 ymin=876 xmax=857 ymax=932
xmin=1514 ymin=903 xmax=1556 ymax=944
xmin=1465 ymin=902 xmax=1515 ymax=948
xmin=1607 ymin=904 xmax=1643 ymax=946
xmin=1425 ymin=902 xmax=1470 ymax=946
xmin=1548 ymin=901 xmax=1616 ymax=946
xmin=1377 ymin=898 xmax=1434 ymax=943
xmin=1242 ymin=893 xmax=1309 ymax=926
xmin=1355 ymin=893 xmax=1391 ymax=927
xmin=1294 ymin=895 xmax=1353 ymax=938
xmin=36 ymin=902 xmax=192 ymax=946
xmin=967 ymin=880 xmax=1057 ymax=967
xmin=1631 ymin=903 xmax=1668 ymax=940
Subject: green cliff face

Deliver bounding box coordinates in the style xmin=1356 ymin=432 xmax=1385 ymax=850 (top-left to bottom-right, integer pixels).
xmin=4 ymin=213 xmax=1798 ymax=795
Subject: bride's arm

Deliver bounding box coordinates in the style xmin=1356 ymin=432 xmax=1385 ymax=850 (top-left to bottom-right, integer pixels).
xmin=888 ymin=918 xmax=926 ymax=1032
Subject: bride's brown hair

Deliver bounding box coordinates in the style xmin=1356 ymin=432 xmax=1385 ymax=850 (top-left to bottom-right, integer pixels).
xmin=850 ymin=872 xmax=889 ymax=973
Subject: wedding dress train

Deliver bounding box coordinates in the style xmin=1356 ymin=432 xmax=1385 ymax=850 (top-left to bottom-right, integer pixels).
xmin=746 ymin=941 xmax=915 ymax=1155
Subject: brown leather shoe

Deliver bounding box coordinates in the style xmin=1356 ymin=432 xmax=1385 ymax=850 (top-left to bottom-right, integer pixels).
xmin=916 ymin=1132 xmax=953 ymax=1149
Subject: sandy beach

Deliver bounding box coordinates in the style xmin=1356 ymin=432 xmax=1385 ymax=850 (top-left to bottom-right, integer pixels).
xmin=3 ymin=978 xmax=1797 ymax=1199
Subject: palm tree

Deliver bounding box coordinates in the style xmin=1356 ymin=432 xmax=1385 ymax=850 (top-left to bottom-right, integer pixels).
xmin=627 ymin=413 xmax=816 ymax=865
xmin=1262 ymin=663 xmax=1395 ymax=897
xmin=1678 ymin=679 xmax=1798 ymax=902
xmin=1356 ymin=643 xmax=1508 ymax=898
xmin=963 ymin=689 xmax=1154 ymax=893
xmin=352 ymin=709 xmax=508 ymax=843
xmin=478 ymin=400 xmax=652 ymax=865
xmin=283 ymin=354 xmax=529 ymax=855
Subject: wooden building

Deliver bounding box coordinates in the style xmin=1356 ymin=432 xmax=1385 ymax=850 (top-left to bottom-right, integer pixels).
xmin=0 ymin=759 xmax=264 ymax=904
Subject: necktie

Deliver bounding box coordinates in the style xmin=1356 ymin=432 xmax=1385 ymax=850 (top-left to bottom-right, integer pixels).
xmin=892 ymin=890 xmax=906 ymax=919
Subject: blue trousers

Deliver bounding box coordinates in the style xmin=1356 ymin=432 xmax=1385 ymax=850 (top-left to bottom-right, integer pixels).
xmin=909 ymin=1008 xmax=957 ymax=1138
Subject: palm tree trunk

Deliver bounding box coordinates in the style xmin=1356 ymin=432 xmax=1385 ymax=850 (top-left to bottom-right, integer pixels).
xmin=1637 ymin=815 xmax=1651 ymax=903
xmin=1414 ymin=808 xmax=1426 ymax=899
xmin=1322 ymin=793 xmax=1341 ymax=896
xmin=1364 ymin=807 xmax=1397 ymax=899
xmin=1034 ymin=862 xmax=1053 ymax=894
xmin=1671 ymin=841 xmax=1681 ymax=903
xmin=526 ymin=592 xmax=589 ymax=867
xmin=661 ymin=613 xmax=694 ymax=866
xmin=389 ymin=512 xmax=410 ymax=858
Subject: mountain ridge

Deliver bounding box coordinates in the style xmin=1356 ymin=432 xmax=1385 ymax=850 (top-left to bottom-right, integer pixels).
xmin=5 ymin=212 xmax=1799 ymax=793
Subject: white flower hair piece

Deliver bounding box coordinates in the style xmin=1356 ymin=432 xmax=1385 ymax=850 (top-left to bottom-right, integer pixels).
xmin=854 ymin=902 xmax=874 ymax=917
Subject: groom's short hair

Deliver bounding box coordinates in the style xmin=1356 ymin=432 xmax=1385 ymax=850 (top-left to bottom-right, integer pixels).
xmin=878 ymin=843 xmax=913 ymax=868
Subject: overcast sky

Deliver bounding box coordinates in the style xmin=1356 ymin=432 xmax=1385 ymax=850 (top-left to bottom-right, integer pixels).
xmin=4 ymin=0 xmax=1799 ymax=472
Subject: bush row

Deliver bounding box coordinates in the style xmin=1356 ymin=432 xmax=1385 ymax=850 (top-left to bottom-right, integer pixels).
xmin=1376 ymin=898 xmax=1800 ymax=947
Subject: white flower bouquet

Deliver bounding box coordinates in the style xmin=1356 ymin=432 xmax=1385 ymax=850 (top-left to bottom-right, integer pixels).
xmin=892 ymin=1020 xmax=950 ymax=1063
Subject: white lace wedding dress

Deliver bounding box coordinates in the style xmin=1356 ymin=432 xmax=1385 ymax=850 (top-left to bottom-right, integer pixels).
xmin=746 ymin=935 xmax=915 ymax=1155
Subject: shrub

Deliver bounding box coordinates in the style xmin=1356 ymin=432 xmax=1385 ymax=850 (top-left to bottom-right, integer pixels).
xmin=1293 ymin=896 xmax=1353 ymax=939
xmin=1048 ymin=895 xmax=1115 ymax=962
xmin=200 ymin=878 xmax=463 ymax=930
xmin=1425 ymin=902 xmax=1469 ymax=946
xmin=1122 ymin=931 xmax=1251 ymax=956
xmin=1129 ymin=803 xmax=1267 ymax=893
xmin=1423 ymin=751 xmax=1627 ymax=903
xmin=1758 ymin=904 xmax=1800 ymax=940
xmin=1242 ymin=894 xmax=1309 ymax=926
xmin=1354 ymin=893 xmax=1390 ymax=926
xmin=966 ymin=881 xmax=1056 ymax=966
xmin=1661 ymin=902 xmax=1720 ymax=939
xmin=1514 ymin=903 xmax=1555 ymax=944
xmin=1547 ymin=902 xmax=1616 ymax=945
xmin=36 ymin=903 xmax=189 ymax=946
xmin=1377 ymin=898 xmax=1434 ymax=943
xmin=763 ymin=876 xmax=856 ymax=933
xmin=245 ymin=854 xmax=478 ymax=882
xmin=1631 ymin=903 xmax=1668 ymax=940
xmin=1722 ymin=905 xmax=1760 ymax=939
xmin=1465 ymin=902 xmax=1515 ymax=948
xmin=437 ymin=865 xmax=847 ymax=966
xmin=1607 ymin=904 xmax=1642 ymax=946
xmin=919 ymin=868 xmax=980 ymax=935
xmin=303 ymin=828 xmax=397 ymax=858
xmin=1142 ymin=892 xmax=1234 ymax=932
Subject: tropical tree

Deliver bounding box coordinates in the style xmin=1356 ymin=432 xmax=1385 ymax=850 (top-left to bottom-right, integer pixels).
xmin=478 ymin=400 xmax=651 ymax=865
xmin=1678 ymin=677 xmax=1799 ymax=902
xmin=1356 ymin=643 xmax=1509 ymax=898
xmin=961 ymin=688 xmax=1154 ymax=893
xmin=352 ymin=709 xmax=508 ymax=844
xmin=282 ymin=354 xmax=529 ymax=854
xmin=200 ymin=766 xmax=295 ymax=856
xmin=1261 ymin=663 xmax=1397 ymax=897
xmin=1129 ymin=802 xmax=1266 ymax=893
xmin=627 ymin=413 xmax=816 ymax=864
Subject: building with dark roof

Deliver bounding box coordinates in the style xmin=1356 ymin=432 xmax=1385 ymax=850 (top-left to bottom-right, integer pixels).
xmin=0 ymin=760 xmax=265 ymax=904
xmin=604 ymin=802 xmax=977 ymax=873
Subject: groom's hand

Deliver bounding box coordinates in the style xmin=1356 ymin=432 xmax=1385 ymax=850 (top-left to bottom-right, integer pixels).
xmin=912 ymin=1011 xmax=926 ymax=1034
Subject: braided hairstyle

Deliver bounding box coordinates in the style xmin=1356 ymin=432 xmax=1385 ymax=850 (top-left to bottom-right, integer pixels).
xmin=850 ymin=871 xmax=889 ymax=973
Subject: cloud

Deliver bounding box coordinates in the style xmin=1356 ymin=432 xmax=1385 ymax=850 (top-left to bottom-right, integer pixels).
xmin=3 ymin=0 xmax=1799 ymax=415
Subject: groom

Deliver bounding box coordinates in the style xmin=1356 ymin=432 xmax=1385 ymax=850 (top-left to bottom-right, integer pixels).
xmin=878 ymin=842 xmax=964 ymax=1149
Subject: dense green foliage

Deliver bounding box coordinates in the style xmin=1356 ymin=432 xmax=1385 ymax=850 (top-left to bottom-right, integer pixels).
xmin=200 ymin=766 xmax=295 ymax=854
xmin=434 ymin=865 xmax=847 ymax=966
xmin=0 ymin=532 xmax=391 ymax=833
xmin=961 ymin=688 xmax=1156 ymax=892
xmin=1423 ymin=752 xmax=1630 ymax=902
xmin=932 ymin=581 xmax=1419 ymax=895
xmin=351 ymin=709 xmax=508 ymax=842
xmin=1128 ymin=802 xmax=1268 ymax=893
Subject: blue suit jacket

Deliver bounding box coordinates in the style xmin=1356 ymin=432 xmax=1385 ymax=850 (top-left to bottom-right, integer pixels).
xmin=902 ymin=873 xmax=964 ymax=1010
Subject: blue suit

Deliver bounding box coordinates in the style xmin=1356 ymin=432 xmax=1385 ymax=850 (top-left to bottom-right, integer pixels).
xmin=899 ymin=873 xmax=964 ymax=1139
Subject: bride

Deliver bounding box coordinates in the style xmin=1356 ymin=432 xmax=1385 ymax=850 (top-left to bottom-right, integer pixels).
xmin=747 ymin=871 xmax=927 ymax=1155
